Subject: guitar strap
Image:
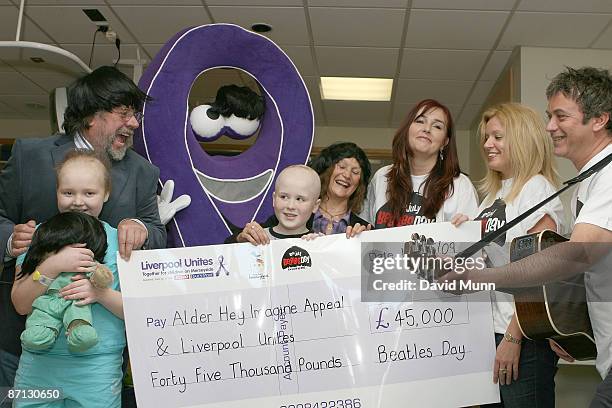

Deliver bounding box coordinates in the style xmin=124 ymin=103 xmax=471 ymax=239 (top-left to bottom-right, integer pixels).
xmin=456 ymin=152 xmax=612 ymax=259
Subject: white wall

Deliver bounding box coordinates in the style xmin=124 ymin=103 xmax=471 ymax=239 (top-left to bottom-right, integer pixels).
xmin=314 ymin=126 xmax=395 ymax=150
xmin=456 ymin=130 xmax=472 ymax=177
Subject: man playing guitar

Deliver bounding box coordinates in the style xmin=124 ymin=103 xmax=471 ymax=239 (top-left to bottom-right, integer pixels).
xmin=444 ymin=66 xmax=612 ymax=408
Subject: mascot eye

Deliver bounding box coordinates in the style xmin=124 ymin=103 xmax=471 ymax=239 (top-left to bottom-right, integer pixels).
xmin=190 ymin=105 xmax=226 ymax=141
xmin=225 ymin=115 xmax=260 ymax=137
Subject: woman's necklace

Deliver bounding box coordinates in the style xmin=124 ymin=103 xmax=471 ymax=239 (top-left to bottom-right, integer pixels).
xmin=320 ymin=206 xmax=347 ymax=219
xmin=319 ymin=205 xmax=348 ymax=234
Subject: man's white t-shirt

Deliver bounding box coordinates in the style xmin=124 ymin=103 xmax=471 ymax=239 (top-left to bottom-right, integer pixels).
xmin=571 ymin=143 xmax=612 ymax=378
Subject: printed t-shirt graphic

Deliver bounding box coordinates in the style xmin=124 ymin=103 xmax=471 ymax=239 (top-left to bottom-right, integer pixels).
xmin=576 ymin=199 xmax=584 ymax=218
xmin=475 ymin=198 xmax=507 ymax=246
xmin=374 ymin=192 xmax=435 ymax=228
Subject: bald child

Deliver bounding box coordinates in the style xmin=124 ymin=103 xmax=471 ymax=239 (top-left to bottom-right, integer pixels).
xmin=234 ymin=165 xmax=321 ymax=244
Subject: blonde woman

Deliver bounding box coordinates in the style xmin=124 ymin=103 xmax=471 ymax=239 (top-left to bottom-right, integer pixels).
xmin=452 ymin=103 xmax=566 ymax=408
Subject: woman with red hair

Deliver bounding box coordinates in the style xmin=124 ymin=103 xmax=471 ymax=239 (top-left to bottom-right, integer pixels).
xmin=361 ymin=99 xmax=477 ymax=228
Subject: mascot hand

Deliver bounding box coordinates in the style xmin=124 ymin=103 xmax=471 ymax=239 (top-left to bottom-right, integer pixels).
xmin=157 ymin=180 xmax=191 ymax=224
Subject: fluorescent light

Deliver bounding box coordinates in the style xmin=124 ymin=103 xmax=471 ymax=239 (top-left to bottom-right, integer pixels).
xmin=320 ymin=77 xmax=393 ymax=101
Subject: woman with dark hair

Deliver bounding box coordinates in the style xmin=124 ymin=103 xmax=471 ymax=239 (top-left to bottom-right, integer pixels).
xmin=361 ymin=99 xmax=477 ymax=228
xmin=233 ymin=142 xmax=372 ymax=244
xmin=309 ymin=142 xmax=371 ymax=235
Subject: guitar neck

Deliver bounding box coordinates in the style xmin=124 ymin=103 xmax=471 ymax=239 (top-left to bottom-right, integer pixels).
xmin=456 ymin=182 xmax=575 ymax=259
xmin=457 ymin=154 xmax=612 ymax=258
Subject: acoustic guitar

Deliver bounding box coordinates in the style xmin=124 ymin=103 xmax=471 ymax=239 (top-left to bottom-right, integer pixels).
xmin=404 ymin=231 xmax=596 ymax=360
xmin=510 ymin=230 xmax=596 ymax=361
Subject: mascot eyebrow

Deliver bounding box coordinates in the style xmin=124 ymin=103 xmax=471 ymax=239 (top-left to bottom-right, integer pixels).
xmin=207 ymin=85 xmax=265 ymax=120
xmin=135 ymin=24 xmax=314 ymax=247
xmin=190 ymin=85 xmax=265 ymax=141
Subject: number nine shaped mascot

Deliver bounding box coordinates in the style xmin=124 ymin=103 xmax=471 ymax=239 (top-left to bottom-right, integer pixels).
xmin=135 ymin=24 xmax=314 ymax=247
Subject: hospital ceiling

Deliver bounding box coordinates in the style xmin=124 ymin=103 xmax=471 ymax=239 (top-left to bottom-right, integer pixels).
xmin=1 ymin=0 xmax=612 ymax=130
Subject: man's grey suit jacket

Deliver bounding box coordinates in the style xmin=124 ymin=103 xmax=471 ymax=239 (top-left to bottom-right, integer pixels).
xmin=0 ymin=133 xmax=166 ymax=356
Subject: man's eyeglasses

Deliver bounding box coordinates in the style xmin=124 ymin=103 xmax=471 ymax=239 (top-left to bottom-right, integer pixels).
xmin=112 ymin=108 xmax=143 ymax=124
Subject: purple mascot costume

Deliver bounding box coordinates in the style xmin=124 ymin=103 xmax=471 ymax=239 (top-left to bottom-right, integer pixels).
xmin=134 ymin=24 xmax=314 ymax=247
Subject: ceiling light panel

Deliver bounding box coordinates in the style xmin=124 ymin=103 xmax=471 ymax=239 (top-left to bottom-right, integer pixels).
xmin=320 ymin=77 xmax=393 ymax=101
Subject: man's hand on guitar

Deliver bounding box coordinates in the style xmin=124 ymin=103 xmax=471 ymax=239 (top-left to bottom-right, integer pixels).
xmin=549 ymin=339 xmax=575 ymax=362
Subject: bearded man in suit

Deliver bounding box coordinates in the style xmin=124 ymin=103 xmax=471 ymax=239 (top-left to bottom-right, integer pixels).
xmin=0 ymin=66 xmax=166 ymax=393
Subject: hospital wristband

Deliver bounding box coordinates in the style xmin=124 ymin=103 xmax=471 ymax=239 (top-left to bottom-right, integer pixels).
xmin=32 ymin=270 xmax=55 ymax=287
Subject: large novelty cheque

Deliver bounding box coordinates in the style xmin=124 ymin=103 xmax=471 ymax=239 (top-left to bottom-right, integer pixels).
xmin=118 ymin=223 xmax=499 ymax=408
